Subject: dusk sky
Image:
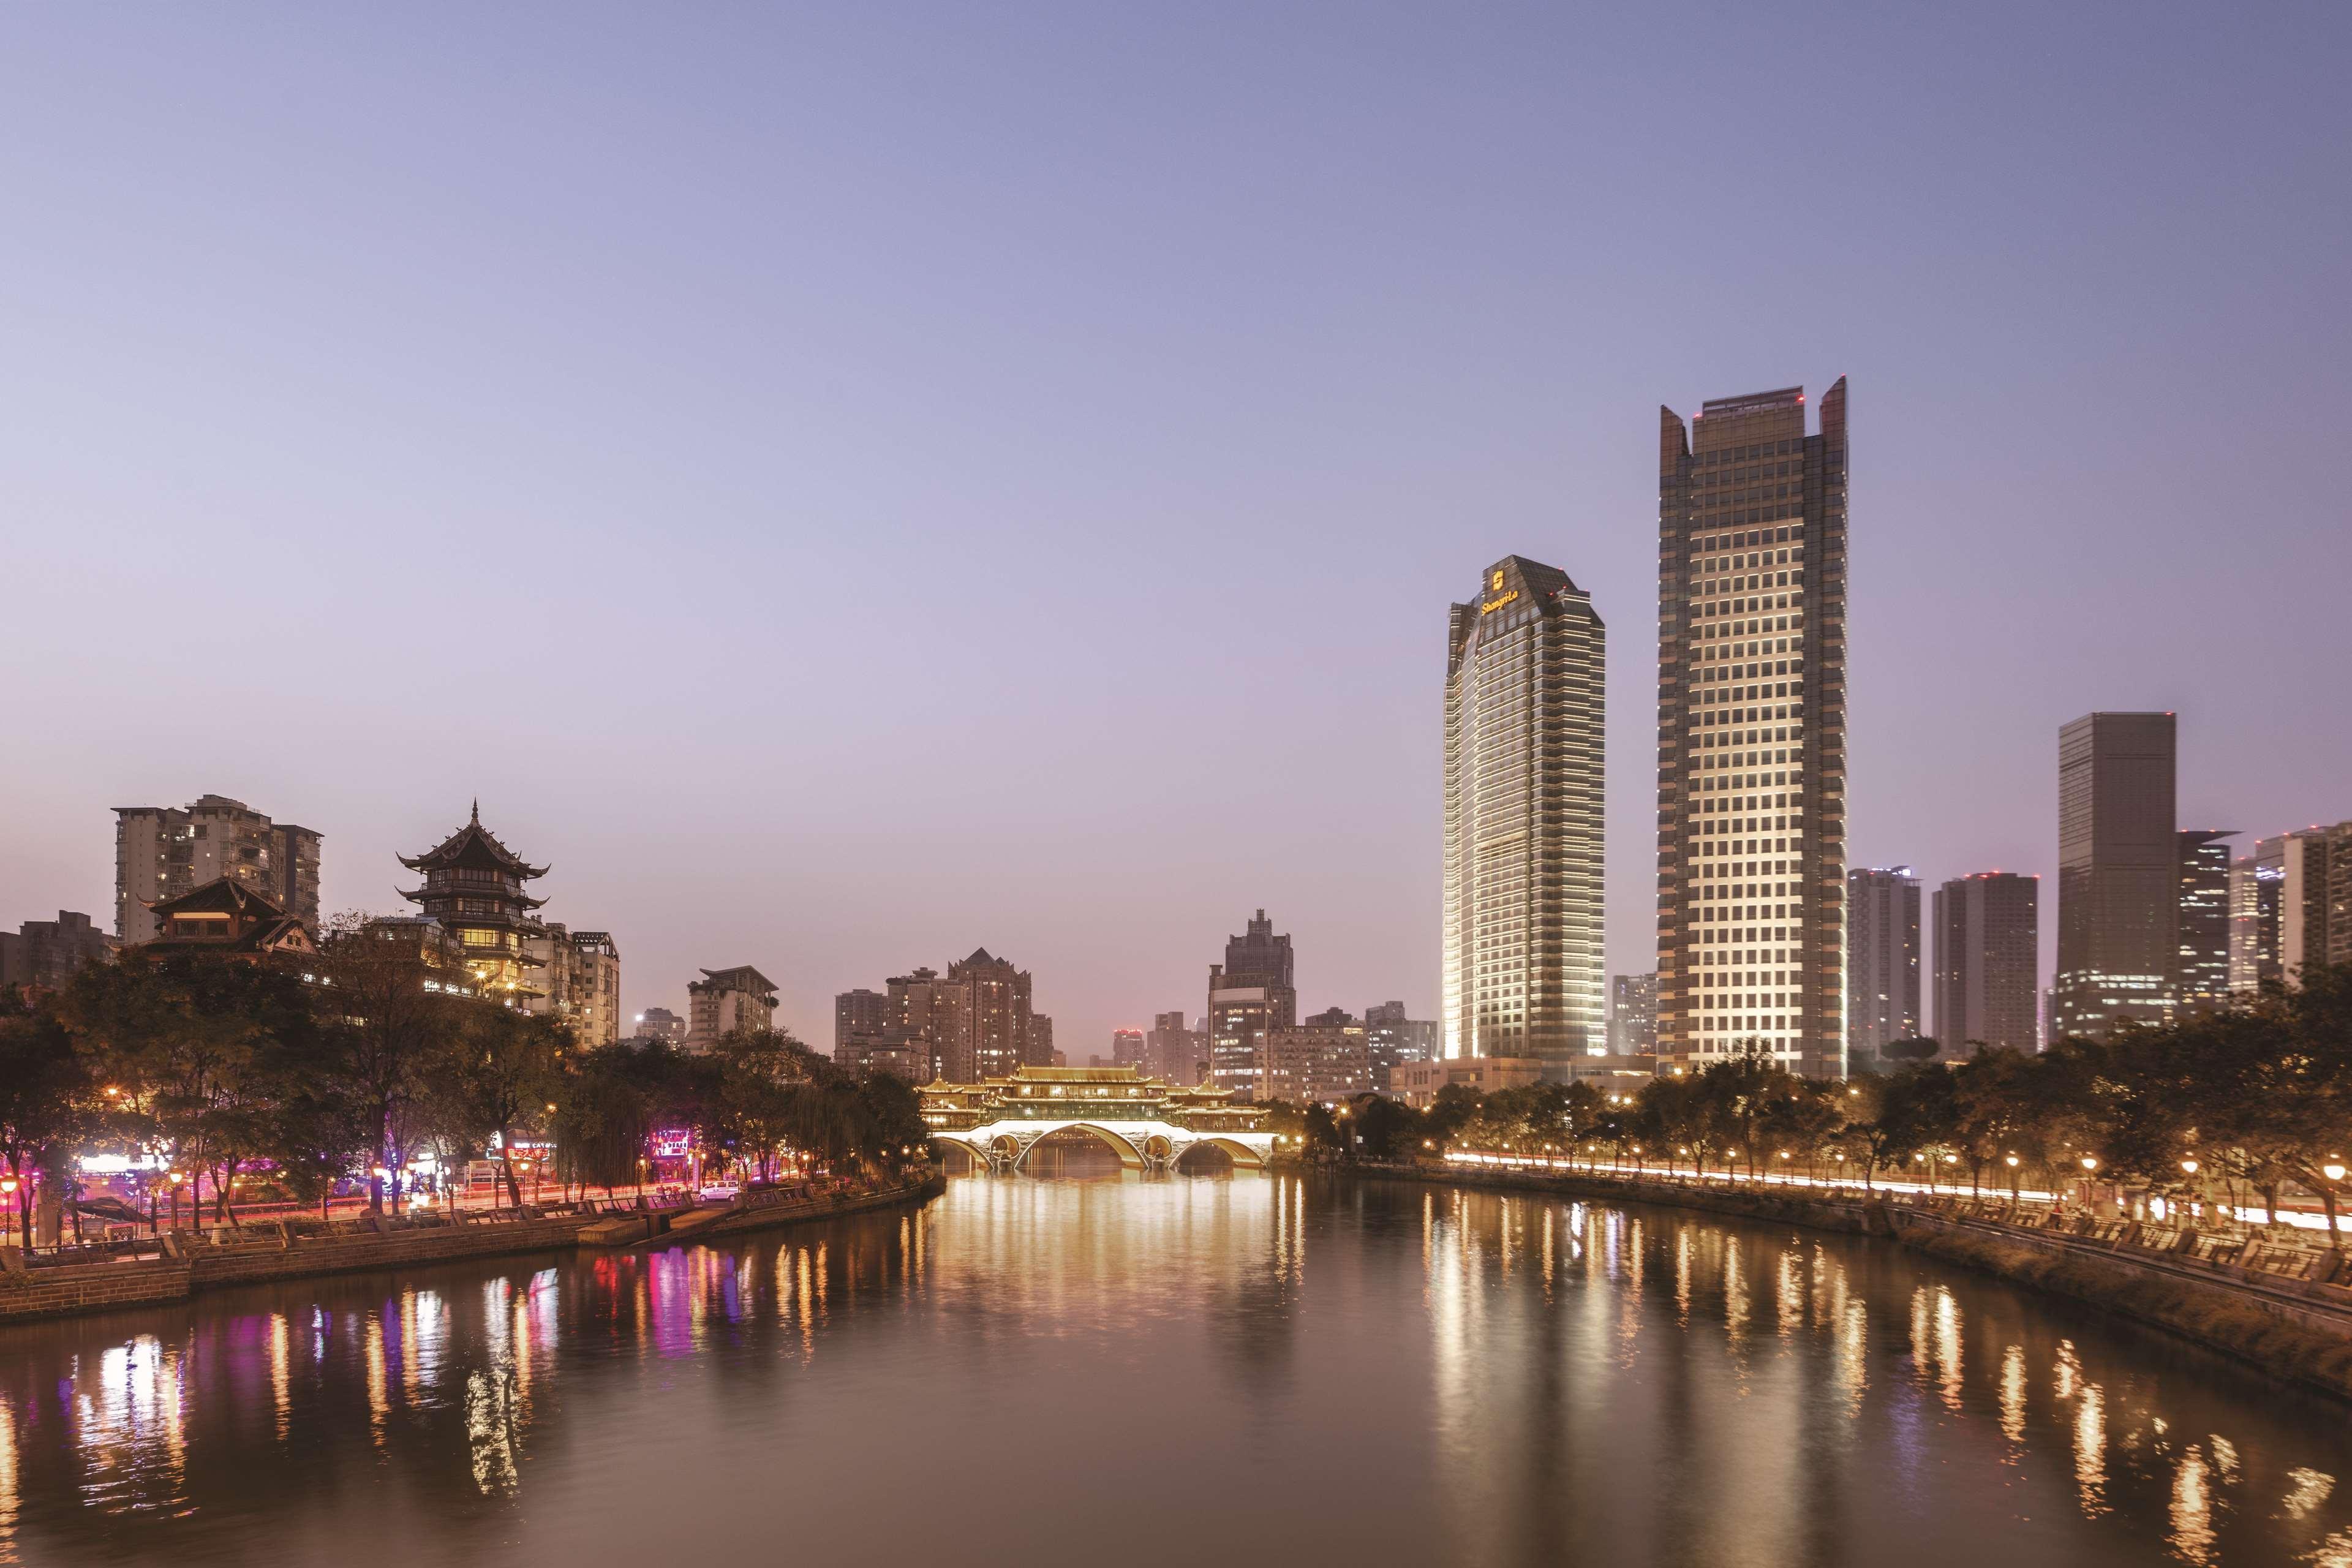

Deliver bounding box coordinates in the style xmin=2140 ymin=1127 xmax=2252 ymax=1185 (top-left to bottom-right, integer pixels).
xmin=6 ymin=6 xmax=2347 ymax=1056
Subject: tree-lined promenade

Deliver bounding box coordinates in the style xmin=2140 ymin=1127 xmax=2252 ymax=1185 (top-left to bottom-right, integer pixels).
xmin=1292 ymin=963 xmax=2352 ymax=1243
xmin=0 ymin=925 xmax=924 ymax=1251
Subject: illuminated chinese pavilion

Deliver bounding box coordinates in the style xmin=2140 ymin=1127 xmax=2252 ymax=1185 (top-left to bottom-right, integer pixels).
xmin=397 ymin=801 xmax=549 ymax=999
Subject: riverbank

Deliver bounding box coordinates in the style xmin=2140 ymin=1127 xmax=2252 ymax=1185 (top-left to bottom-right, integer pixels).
xmin=1357 ymin=1161 xmax=2352 ymax=1403
xmin=0 ymin=1172 xmax=944 ymax=1326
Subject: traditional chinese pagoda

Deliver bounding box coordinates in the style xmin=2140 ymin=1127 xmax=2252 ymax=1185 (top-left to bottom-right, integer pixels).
xmin=397 ymin=801 xmax=549 ymax=998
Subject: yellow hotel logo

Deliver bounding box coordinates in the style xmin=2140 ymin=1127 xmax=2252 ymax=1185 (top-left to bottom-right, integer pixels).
xmin=1490 ymin=569 xmax=1505 ymax=590
xmin=1479 ymin=589 xmax=1520 ymax=615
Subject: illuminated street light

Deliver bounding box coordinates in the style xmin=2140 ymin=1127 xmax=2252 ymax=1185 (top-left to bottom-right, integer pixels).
xmin=2326 ymin=1159 xmax=2347 ymax=1183
xmin=2004 ymin=1155 xmax=2019 ymax=1168
xmin=2079 ymin=1156 xmax=2100 ymax=1173
xmin=2180 ymin=1158 xmax=2199 ymax=1175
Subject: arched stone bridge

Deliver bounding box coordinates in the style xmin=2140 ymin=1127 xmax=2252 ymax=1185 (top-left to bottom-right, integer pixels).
xmin=929 ymin=1118 xmax=1273 ymax=1174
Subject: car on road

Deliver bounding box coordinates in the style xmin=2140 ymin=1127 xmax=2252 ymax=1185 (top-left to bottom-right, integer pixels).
xmin=696 ymin=1183 xmax=741 ymax=1202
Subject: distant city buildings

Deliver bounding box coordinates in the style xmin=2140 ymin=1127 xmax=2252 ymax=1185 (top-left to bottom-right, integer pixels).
xmin=1932 ymin=873 xmax=2040 ymax=1052
xmin=1606 ymin=973 xmax=1657 ymax=1057
xmin=2174 ymin=829 xmax=2236 ymax=1009
xmin=887 ymin=967 xmax=954 ymax=1079
xmin=1208 ymin=910 xmax=1295 ymax=1099
xmin=1110 ymin=1027 xmax=1145 ymax=1068
xmin=1145 ymin=1009 xmax=1207 ymax=1085
xmin=835 ymin=988 xmax=887 ymax=1056
xmin=1441 ymin=556 xmax=1605 ymax=1072
xmin=1025 ymin=1011 xmax=1054 ymax=1069
xmin=114 ymin=794 xmax=321 ymax=943
xmin=1657 ymin=381 xmax=1850 ymax=1077
xmin=1845 ymin=867 xmax=1921 ymax=1061
xmin=1260 ymin=1008 xmax=1372 ymax=1105
xmin=687 ymin=965 xmax=779 ymax=1049
xmin=2230 ymin=836 xmax=2286 ymax=993
xmin=1363 ymin=1000 xmax=1438 ymax=1087
xmin=2052 ymin=712 xmax=2178 ymax=1039
xmin=0 ymin=910 xmax=115 ymax=995
xmin=633 ymin=1006 xmax=687 ymax=1046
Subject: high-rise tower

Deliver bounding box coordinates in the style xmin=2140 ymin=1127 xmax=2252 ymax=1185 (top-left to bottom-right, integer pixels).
xmin=1656 ymin=382 xmax=1849 ymax=1076
xmin=1207 ymin=910 xmax=1295 ymax=1097
xmin=2174 ymin=829 xmax=2236 ymax=1009
xmin=1845 ymin=866 xmax=1921 ymax=1059
xmin=1933 ymin=872 xmax=2040 ymax=1052
xmin=1441 ymin=556 xmax=1605 ymax=1072
xmin=2051 ymin=712 xmax=2177 ymax=1038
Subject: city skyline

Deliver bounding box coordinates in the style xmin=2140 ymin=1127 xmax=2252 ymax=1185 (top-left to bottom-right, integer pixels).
xmin=5 ymin=7 xmax=2347 ymax=1060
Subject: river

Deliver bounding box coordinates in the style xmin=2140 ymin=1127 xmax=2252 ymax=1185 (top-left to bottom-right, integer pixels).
xmin=1 ymin=1171 xmax=2348 ymax=1567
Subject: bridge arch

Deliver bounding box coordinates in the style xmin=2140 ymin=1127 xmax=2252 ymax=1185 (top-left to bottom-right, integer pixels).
xmin=1013 ymin=1123 xmax=1146 ymax=1172
xmin=1181 ymin=1135 xmax=1269 ymax=1170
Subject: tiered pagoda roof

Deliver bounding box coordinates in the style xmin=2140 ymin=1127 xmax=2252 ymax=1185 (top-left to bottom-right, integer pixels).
xmin=396 ymin=800 xmax=549 ymax=907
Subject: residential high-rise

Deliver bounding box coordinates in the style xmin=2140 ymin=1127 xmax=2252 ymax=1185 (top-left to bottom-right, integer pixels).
xmin=2174 ymin=829 xmax=2236 ymax=1009
xmin=1207 ymin=910 xmax=1295 ymax=1097
xmin=1933 ymin=873 xmax=2040 ymax=1052
xmin=687 ymin=965 xmax=778 ymax=1049
xmin=2052 ymin=712 xmax=2177 ymax=1039
xmin=1025 ymin=1011 xmax=1055 ymax=1068
xmin=1441 ymin=555 xmax=1605 ymax=1071
xmin=1110 ymin=1028 xmax=1145 ymax=1068
xmin=0 ymin=911 xmax=117 ymax=995
xmin=1607 ymin=973 xmax=1658 ymax=1057
xmin=1145 ymin=1009 xmax=1207 ymax=1085
xmin=1656 ymin=381 xmax=1849 ymax=1076
xmin=1845 ymin=867 xmax=1921 ymax=1060
xmin=527 ymin=924 xmax=622 ymax=1046
xmin=880 ymin=967 xmax=952 ymax=1079
xmin=633 ymin=1006 xmax=687 ymax=1046
xmin=114 ymin=794 xmax=322 ymax=943
xmin=2279 ymin=822 xmax=2352 ymax=981
xmin=835 ymin=988 xmax=887 ymax=1057
xmin=944 ymin=948 xmax=1033 ymax=1080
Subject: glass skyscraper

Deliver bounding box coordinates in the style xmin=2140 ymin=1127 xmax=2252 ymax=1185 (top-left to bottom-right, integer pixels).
xmin=1655 ymin=382 xmax=1850 ymax=1077
xmin=2052 ymin=710 xmax=2177 ymax=1039
xmin=1441 ymin=556 xmax=1605 ymax=1071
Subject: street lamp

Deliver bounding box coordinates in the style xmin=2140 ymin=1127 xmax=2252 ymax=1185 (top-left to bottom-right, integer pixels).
xmin=2326 ymin=1160 xmax=2347 ymax=1184
xmin=2079 ymin=1156 xmax=2100 ymax=1173
xmin=2180 ymin=1158 xmax=2199 ymax=1175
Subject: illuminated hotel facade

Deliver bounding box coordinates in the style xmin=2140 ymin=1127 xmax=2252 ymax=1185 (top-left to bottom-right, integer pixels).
xmin=1655 ymin=382 xmax=1849 ymax=1077
xmin=1440 ymin=555 xmax=1605 ymax=1071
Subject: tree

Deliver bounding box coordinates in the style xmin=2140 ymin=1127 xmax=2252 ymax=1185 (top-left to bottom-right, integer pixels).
xmin=444 ymin=1007 xmax=568 ymax=1205
xmin=0 ymin=995 xmax=98 ymax=1250
xmin=312 ymin=918 xmax=472 ymax=1210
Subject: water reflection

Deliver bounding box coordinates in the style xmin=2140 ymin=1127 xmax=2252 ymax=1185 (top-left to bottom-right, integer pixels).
xmin=0 ymin=1176 xmax=2349 ymax=1566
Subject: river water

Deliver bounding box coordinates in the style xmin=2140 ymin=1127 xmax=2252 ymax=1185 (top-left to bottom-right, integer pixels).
xmin=2 ymin=1172 xmax=2349 ymax=1567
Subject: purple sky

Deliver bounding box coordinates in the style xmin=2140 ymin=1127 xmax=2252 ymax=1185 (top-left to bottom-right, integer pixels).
xmin=6 ymin=6 xmax=2348 ymax=1055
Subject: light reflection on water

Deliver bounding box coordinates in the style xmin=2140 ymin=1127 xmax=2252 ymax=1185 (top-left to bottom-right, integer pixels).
xmin=0 ymin=1174 xmax=2350 ymax=1566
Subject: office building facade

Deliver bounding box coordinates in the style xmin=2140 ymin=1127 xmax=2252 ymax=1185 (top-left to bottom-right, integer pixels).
xmin=114 ymin=794 xmax=322 ymax=943
xmin=1441 ymin=555 xmax=1605 ymax=1071
xmin=2174 ymin=829 xmax=2236 ymax=1009
xmin=2051 ymin=712 xmax=2177 ymax=1038
xmin=1845 ymin=867 xmax=1921 ymax=1060
xmin=1207 ymin=910 xmax=1295 ymax=1097
xmin=1932 ymin=873 xmax=2040 ymax=1052
xmin=1145 ymin=1010 xmax=1208 ymax=1085
xmin=1607 ymin=973 xmax=1658 ymax=1057
xmin=1656 ymin=381 xmax=1850 ymax=1076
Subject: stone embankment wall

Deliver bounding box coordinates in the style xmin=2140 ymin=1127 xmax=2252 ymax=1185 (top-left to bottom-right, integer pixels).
xmin=0 ymin=1175 xmax=944 ymax=1327
xmin=1363 ymin=1162 xmax=2352 ymax=1404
